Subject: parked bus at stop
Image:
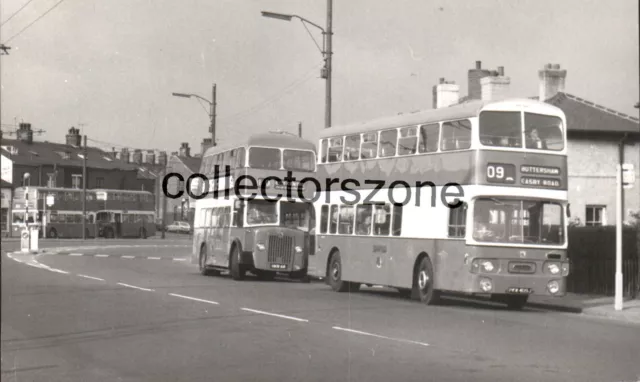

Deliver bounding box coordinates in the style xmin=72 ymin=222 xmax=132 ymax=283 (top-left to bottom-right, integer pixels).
xmin=93 ymin=189 xmax=156 ymax=238
xmin=191 ymin=132 xmax=317 ymax=281
xmin=309 ymin=98 xmax=570 ymax=310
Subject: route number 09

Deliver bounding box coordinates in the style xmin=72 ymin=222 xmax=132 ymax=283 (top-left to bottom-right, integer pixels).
xmin=487 ymin=165 xmax=505 ymax=179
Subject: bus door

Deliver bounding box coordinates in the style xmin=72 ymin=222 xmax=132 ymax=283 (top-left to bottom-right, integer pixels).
xmin=219 ymin=206 xmax=232 ymax=264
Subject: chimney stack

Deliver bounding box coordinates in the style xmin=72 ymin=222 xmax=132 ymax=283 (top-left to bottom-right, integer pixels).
xmin=179 ymin=142 xmax=191 ymax=157
xmin=132 ymin=149 xmax=143 ymax=164
xmin=538 ymin=63 xmax=567 ymax=101
xmin=146 ymin=150 xmax=156 ymax=165
xmin=17 ymin=123 xmax=33 ymax=144
xmin=120 ymin=148 xmax=130 ymax=163
xmin=480 ymin=66 xmax=511 ymax=101
xmin=157 ymin=151 xmax=168 ymax=167
xmin=432 ymin=78 xmax=460 ymax=109
xmin=65 ymin=127 xmax=82 ymax=146
xmin=201 ymin=138 xmax=213 ymax=156
xmin=467 ymin=60 xmax=492 ymax=100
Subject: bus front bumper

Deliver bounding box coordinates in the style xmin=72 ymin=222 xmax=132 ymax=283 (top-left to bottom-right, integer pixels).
xmin=467 ymin=273 xmax=567 ymax=297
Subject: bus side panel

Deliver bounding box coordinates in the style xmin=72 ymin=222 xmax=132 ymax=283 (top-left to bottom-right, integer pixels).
xmin=308 ymin=235 xmax=330 ymax=278
xmin=431 ymin=239 xmax=473 ymax=292
xmin=387 ymin=237 xmax=437 ymax=290
xmin=339 ymin=236 xmax=386 ymax=286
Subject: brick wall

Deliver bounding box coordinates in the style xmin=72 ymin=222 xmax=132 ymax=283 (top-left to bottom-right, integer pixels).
xmin=567 ymin=137 xmax=640 ymax=225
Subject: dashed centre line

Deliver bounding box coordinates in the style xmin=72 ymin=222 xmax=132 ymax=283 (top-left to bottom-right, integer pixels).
xmin=332 ymin=326 xmax=430 ymax=347
xmin=117 ymin=282 xmax=155 ymax=292
xmin=78 ymin=274 xmax=105 ymax=281
xmin=121 ymin=256 xmax=135 ymax=259
xmin=168 ymin=293 xmax=219 ymax=305
xmin=95 ymin=254 xmax=109 ymax=258
xmin=148 ymin=257 xmax=161 ymax=260
xmin=241 ymin=308 xmax=309 ymax=323
xmin=69 ymin=253 xmax=83 ymax=256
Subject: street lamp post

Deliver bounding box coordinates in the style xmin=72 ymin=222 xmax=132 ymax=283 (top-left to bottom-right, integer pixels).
xmin=172 ymin=85 xmax=217 ymax=145
xmin=261 ymin=0 xmax=333 ymax=129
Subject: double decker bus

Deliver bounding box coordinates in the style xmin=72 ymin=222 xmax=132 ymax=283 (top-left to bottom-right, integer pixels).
xmin=191 ymin=132 xmax=317 ymax=281
xmin=309 ymin=98 xmax=570 ymax=310
xmin=10 ymin=186 xmax=156 ymax=239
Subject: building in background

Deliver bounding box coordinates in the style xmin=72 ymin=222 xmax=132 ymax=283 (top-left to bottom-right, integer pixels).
xmin=160 ymin=141 xmax=203 ymax=227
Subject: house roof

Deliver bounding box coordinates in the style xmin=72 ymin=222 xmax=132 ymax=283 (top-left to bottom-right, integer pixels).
xmin=1 ymin=138 xmax=144 ymax=172
xmin=169 ymin=155 xmax=202 ymax=173
xmin=544 ymin=92 xmax=639 ymax=134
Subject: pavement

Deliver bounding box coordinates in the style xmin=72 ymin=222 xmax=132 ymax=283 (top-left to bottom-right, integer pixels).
xmin=2 ymin=240 xmax=640 ymax=381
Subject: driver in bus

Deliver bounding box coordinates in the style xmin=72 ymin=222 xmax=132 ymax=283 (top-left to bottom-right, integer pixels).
xmin=473 ymin=215 xmax=496 ymax=240
xmin=526 ymin=127 xmax=547 ymax=149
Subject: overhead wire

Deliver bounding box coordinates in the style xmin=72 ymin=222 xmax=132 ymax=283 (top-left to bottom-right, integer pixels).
xmin=1 ymin=0 xmax=37 ymax=27
xmin=4 ymin=0 xmax=66 ymax=43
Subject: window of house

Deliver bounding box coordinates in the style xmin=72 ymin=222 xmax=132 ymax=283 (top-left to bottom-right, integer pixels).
xmin=378 ymin=129 xmax=398 ymax=158
xmin=585 ymin=205 xmax=606 ymax=226
xmin=320 ymin=205 xmax=329 ymax=234
xmin=360 ymin=132 xmax=378 ymax=159
xmin=418 ymin=123 xmax=440 ymax=153
xmin=96 ymin=177 xmax=104 ymax=188
xmin=441 ymin=119 xmax=472 ymax=151
xmin=397 ymin=126 xmax=418 ymax=156
xmin=47 ymin=173 xmax=56 ymax=188
xmin=448 ymin=203 xmax=467 ymax=238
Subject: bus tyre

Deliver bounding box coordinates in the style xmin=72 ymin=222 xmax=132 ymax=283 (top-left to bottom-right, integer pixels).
xmin=412 ymin=256 xmax=440 ymax=305
xmin=229 ymin=245 xmax=245 ymax=281
xmin=328 ymin=252 xmax=353 ymax=293
xmin=199 ymin=246 xmax=219 ymax=276
xmin=48 ymin=228 xmax=58 ymax=239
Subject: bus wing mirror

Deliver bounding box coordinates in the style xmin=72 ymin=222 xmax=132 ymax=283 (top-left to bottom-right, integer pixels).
xmin=566 ymin=204 xmax=571 ymax=218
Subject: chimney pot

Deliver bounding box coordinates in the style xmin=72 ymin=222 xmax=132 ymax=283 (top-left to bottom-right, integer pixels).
xmin=475 ymin=61 xmax=481 ymax=69
xmin=497 ymin=66 xmax=504 ymax=76
xmin=481 ymin=75 xmax=511 ymax=101
xmin=538 ymin=63 xmax=567 ymax=101
xmin=17 ymin=123 xmax=34 ymax=144
xmin=433 ymin=80 xmax=460 ymax=109
xmin=439 ymin=77 xmax=445 ymax=84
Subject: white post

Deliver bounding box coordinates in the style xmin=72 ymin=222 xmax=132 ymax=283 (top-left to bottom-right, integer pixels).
xmin=615 ymin=164 xmax=623 ymax=311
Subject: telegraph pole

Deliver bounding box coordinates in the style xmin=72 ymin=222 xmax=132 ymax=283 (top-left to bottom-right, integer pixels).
xmin=298 ymin=122 xmax=302 ymax=138
xmin=211 ymin=84 xmax=217 ymax=146
xmin=161 ymin=167 xmax=167 ymax=239
xmin=82 ymin=135 xmax=87 ymax=240
xmin=325 ymin=0 xmax=333 ymax=129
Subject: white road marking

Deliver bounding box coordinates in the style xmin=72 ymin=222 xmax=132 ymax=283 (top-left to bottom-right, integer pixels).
xmin=69 ymin=253 xmax=83 ymax=256
xmin=78 ymin=274 xmax=105 ymax=281
xmin=241 ymin=308 xmax=308 ymax=323
xmin=122 ymin=256 xmax=135 ymax=259
xmin=173 ymin=258 xmax=186 ymax=261
xmin=117 ymin=282 xmax=154 ymax=292
xmin=95 ymin=254 xmax=109 ymax=258
xmin=148 ymin=257 xmax=161 ymax=260
xmin=49 ymin=269 xmax=70 ymax=274
xmin=332 ymin=326 xmax=429 ymax=347
xmin=168 ymin=293 xmax=219 ymax=305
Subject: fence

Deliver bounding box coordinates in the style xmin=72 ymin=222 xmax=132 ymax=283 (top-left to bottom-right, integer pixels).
xmin=567 ymin=226 xmax=640 ymax=297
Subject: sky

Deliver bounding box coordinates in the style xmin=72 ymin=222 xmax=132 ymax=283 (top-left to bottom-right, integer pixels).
xmin=1 ymin=0 xmax=638 ymax=156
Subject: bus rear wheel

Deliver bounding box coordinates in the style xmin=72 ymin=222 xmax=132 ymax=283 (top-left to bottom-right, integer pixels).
xmin=48 ymin=228 xmax=58 ymax=239
xmin=328 ymin=252 xmax=357 ymax=293
xmin=229 ymin=245 xmax=245 ymax=281
xmin=199 ymin=246 xmax=219 ymax=276
xmin=412 ymin=256 xmax=440 ymax=305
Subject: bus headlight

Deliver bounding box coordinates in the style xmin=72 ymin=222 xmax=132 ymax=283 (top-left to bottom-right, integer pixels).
xmin=479 ymin=277 xmax=493 ymax=292
xmin=561 ymin=262 xmax=569 ymax=276
xmin=544 ymin=262 xmax=561 ymax=275
xmin=294 ymin=246 xmax=302 ymax=254
xmin=471 ymin=259 xmax=497 ymax=273
xmin=547 ymin=280 xmax=560 ymax=294
xmin=256 ymin=243 xmax=266 ymax=251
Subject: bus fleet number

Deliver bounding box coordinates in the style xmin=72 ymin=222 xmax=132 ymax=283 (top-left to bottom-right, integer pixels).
xmin=487 ymin=165 xmax=504 ymax=179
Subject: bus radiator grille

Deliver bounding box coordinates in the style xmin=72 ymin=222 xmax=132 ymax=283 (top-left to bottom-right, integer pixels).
xmin=267 ymin=235 xmax=294 ymax=265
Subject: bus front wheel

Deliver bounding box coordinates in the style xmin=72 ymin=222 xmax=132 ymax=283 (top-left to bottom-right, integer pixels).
xmin=412 ymin=256 xmax=440 ymax=305
xmin=199 ymin=246 xmax=219 ymax=276
xmin=328 ymin=252 xmax=358 ymax=293
xmin=229 ymin=245 xmax=245 ymax=281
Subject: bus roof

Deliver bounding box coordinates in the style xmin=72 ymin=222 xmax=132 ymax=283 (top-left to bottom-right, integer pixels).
xmin=318 ymin=98 xmax=564 ymax=138
xmin=203 ymin=132 xmax=316 ymax=158
xmin=14 ymin=186 xmax=152 ymax=195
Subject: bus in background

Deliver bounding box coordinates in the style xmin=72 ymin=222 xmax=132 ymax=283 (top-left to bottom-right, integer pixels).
xmin=191 ymin=131 xmax=317 ymax=281
xmin=11 ymin=187 xmax=96 ymax=238
xmin=10 ymin=187 xmax=156 ymax=239
xmin=93 ymin=189 xmax=156 ymax=238
xmin=310 ymin=98 xmax=569 ymax=310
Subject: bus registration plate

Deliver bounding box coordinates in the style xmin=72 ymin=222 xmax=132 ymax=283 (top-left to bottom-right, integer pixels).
xmin=270 ymin=264 xmax=286 ymax=270
xmin=506 ymin=287 xmax=532 ymax=294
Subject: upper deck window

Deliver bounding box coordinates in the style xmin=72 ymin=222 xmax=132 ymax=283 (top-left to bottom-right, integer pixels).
xmin=344 ymin=134 xmax=361 ymax=161
xmin=283 ymin=149 xmax=315 ymax=172
xmin=479 ymin=111 xmax=522 ymax=148
xmin=418 ymin=123 xmax=439 ymax=153
xmin=327 ymin=137 xmax=343 ymax=163
xmin=360 ymin=132 xmax=378 ymax=159
xmin=235 ymin=147 xmax=246 ymax=168
xmin=397 ymin=126 xmax=418 ymax=156
xmin=248 ymin=147 xmax=281 ymax=170
xmin=524 ymin=112 xmax=564 ymax=151
xmin=378 ymin=129 xmax=397 ymax=157
xmin=441 ymin=119 xmax=471 ymax=151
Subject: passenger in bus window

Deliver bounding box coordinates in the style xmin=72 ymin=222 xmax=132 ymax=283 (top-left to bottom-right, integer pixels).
xmin=526 ymin=127 xmax=547 ymax=149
